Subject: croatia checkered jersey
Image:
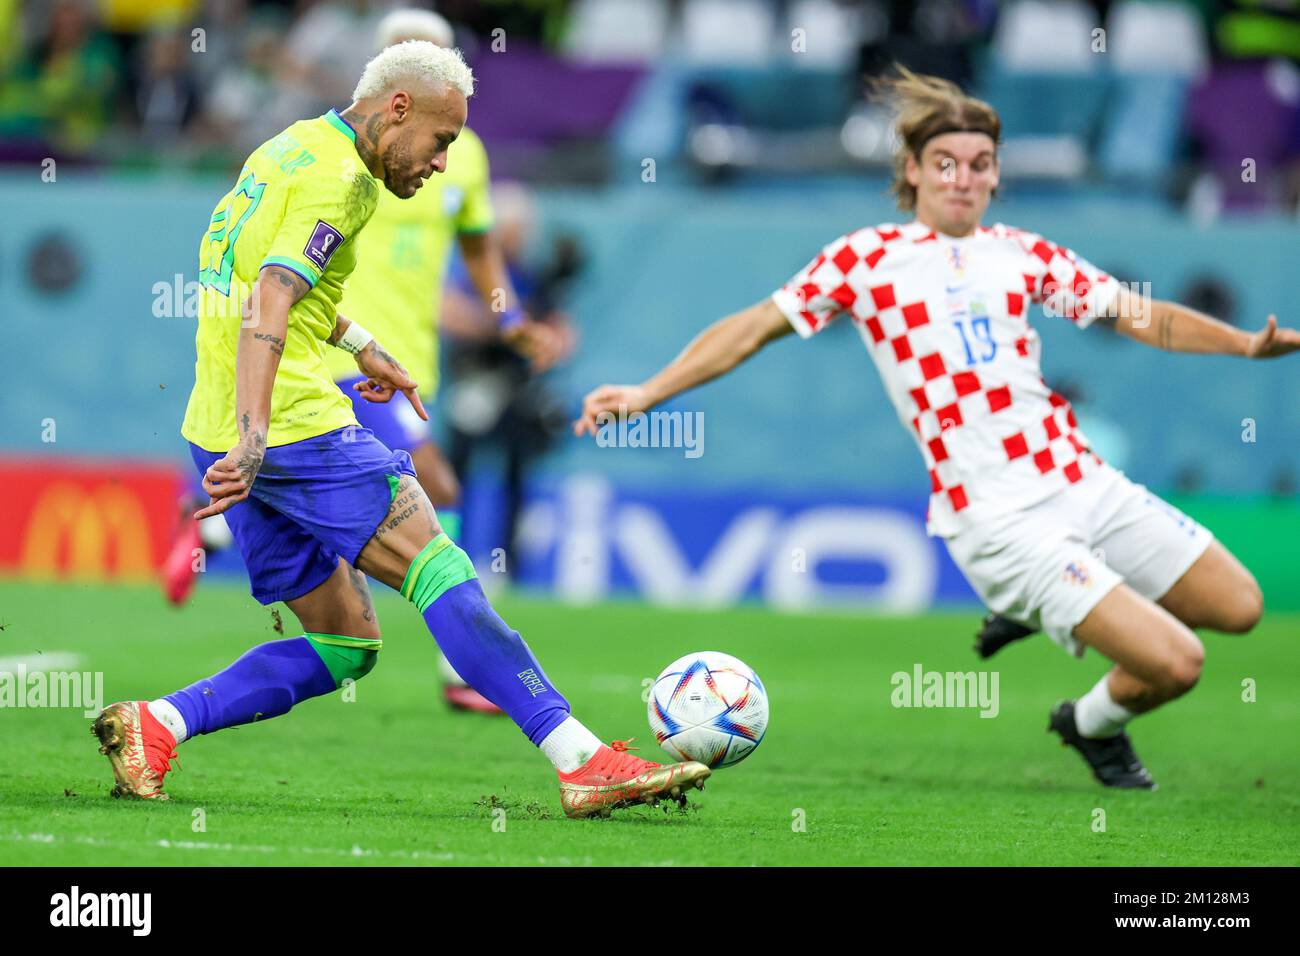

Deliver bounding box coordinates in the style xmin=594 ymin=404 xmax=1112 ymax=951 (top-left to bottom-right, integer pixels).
xmin=770 ymin=221 xmax=1120 ymax=536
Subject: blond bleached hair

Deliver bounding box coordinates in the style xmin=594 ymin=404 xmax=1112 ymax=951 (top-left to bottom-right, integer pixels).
xmin=872 ymin=66 xmax=1001 ymax=212
xmin=375 ymin=8 xmax=455 ymax=50
xmin=352 ymin=39 xmax=474 ymax=101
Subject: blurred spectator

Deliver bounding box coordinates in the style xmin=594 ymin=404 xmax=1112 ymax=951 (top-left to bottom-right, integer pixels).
xmin=279 ymin=0 xmax=393 ymax=109
xmin=438 ymin=0 xmax=573 ymax=49
xmin=442 ymin=184 xmax=582 ymax=572
xmin=1212 ymin=0 xmax=1300 ymax=61
xmin=0 ymin=0 xmax=122 ymax=157
xmin=859 ymin=0 xmax=990 ymax=90
xmin=0 ymin=0 xmax=1292 ymax=206
xmin=134 ymin=29 xmax=202 ymax=145
xmin=196 ymin=17 xmax=320 ymax=160
xmin=0 ymin=0 xmax=20 ymax=74
xmin=189 ymin=0 xmax=257 ymax=90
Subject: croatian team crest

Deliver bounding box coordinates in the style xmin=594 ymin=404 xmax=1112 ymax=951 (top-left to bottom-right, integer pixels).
xmin=304 ymin=220 xmax=345 ymax=270
xmin=1063 ymin=561 xmax=1092 ymax=587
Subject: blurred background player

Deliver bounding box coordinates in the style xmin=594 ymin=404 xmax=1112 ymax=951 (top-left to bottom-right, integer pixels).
xmin=99 ymin=39 xmax=709 ymax=817
xmin=441 ymin=181 xmax=581 ymax=579
xmin=163 ymin=9 xmax=561 ymax=718
xmin=575 ymin=67 xmax=1299 ymax=790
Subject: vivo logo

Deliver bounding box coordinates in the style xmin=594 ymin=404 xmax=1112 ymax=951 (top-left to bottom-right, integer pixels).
xmin=516 ymin=474 xmax=938 ymax=611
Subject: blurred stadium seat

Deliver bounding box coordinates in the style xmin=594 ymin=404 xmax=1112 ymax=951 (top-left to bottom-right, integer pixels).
xmin=993 ymin=0 xmax=1101 ymax=73
xmin=976 ymin=65 xmax=1110 ymax=179
xmin=1106 ymin=0 xmax=1208 ymax=76
xmin=561 ymin=0 xmax=671 ymax=64
xmin=782 ymin=0 xmax=869 ymax=70
xmin=679 ymin=0 xmax=778 ymax=65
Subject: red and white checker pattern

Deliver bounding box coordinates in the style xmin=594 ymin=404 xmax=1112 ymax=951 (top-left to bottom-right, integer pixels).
xmin=771 ymin=221 xmax=1119 ymax=535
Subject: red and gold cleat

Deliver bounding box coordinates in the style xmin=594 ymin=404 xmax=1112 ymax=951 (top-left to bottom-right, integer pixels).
xmin=91 ymin=701 xmax=178 ymax=800
xmin=162 ymin=512 xmax=202 ymax=607
xmin=558 ymin=739 xmax=710 ymax=819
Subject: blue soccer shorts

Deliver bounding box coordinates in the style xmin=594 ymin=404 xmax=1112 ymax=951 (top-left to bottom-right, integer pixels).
xmin=189 ymin=427 xmax=415 ymax=604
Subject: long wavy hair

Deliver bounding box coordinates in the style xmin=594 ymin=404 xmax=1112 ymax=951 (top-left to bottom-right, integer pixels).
xmin=871 ymin=66 xmax=1002 ymax=213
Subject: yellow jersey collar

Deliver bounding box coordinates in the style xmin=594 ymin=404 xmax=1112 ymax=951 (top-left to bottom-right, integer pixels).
xmin=324 ymin=109 xmax=358 ymax=144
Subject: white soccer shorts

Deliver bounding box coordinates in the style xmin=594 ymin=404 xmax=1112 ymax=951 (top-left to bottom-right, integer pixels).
xmin=944 ymin=463 xmax=1214 ymax=656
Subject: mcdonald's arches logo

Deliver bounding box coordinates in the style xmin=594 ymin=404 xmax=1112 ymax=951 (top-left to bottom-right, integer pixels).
xmin=0 ymin=458 xmax=181 ymax=581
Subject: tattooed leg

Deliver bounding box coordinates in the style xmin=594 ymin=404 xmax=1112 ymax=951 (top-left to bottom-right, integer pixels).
xmin=354 ymin=474 xmax=574 ymax=747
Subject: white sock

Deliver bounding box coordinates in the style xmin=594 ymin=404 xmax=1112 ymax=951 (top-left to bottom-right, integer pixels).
xmin=539 ymin=716 xmax=604 ymax=773
xmin=1073 ymin=675 xmax=1134 ymax=739
xmin=197 ymin=513 xmax=233 ymax=551
xmin=148 ymin=699 xmax=189 ymax=744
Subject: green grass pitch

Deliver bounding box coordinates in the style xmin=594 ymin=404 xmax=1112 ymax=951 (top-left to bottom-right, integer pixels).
xmin=1 ymin=579 xmax=1296 ymax=866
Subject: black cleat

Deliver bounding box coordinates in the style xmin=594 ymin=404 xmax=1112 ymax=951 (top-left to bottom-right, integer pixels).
xmin=1048 ymin=700 xmax=1157 ymax=790
xmin=974 ymin=612 xmax=1038 ymax=659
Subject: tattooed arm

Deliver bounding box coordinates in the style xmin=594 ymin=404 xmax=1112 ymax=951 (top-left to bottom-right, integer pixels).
xmin=237 ymin=264 xmax=304 ymax=438
xmin=1102 ymin=287 xmax=1300 ymax=358
xmin=194 ymin=265 xmax=307 ymax=519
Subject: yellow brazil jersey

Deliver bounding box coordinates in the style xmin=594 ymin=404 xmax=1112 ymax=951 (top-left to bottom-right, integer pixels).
xmin=324 ymin=126 xmax=494 ymax=399
xmin=182 ymin=110 xmax=380 ymax=452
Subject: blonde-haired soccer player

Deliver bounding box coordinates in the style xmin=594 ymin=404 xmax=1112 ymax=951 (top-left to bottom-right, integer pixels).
xmin=323 ymin=9 xmax=558 ymax=715
xmin=95 ymin=39 xmax=707 ymax=817
xmin=576 ymin=67 xmax=1299 ymax=789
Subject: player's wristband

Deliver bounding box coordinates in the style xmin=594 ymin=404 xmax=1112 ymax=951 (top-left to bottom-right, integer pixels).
xmin=336 ymin=321 xmax=375 ymax=355
xmin=498 ymin=306 xmax=526 ymax=332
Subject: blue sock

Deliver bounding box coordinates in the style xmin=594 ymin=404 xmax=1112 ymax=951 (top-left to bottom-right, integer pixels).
xmin=165 ymin=634 xmax=376 ymax=737
xmin=406 ymin=536 xmax=569 ymax=745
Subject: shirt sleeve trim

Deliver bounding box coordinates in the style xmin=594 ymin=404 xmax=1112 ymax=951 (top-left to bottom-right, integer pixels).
xmin=260 ymin=256 xmax=320 ymax=289
xmin=771 ymin=289 xmax=816 ymax=339
xmin=1079 ymin=278 xmax=1120 ymax=331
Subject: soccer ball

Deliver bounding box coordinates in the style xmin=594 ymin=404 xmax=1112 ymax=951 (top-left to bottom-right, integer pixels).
xmin=647 ymin=651 xmax=768 ymax=769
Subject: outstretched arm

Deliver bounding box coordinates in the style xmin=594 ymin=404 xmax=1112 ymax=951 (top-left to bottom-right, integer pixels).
xmin=573 ymin=297 xmax=793 ymax=436
xmin=1106 ymin=288 xmax=1300 ymax=358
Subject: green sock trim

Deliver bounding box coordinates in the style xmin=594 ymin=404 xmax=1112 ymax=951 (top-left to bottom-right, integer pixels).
xmin=386 ymin=473 xmax=402 ymax=504
xmin=400 ymin=533 xmax=477 ymax=613
xmin=304 ymin=633 xmax=381 ymax=688
xmin=304 ymin=632 xmax=382 ymax=650
xmin=400 ymin=534 xmax=452 ymax=600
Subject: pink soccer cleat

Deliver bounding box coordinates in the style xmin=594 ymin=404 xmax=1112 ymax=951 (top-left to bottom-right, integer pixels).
xmin=162 ymin=511 xmax=202 ymax=607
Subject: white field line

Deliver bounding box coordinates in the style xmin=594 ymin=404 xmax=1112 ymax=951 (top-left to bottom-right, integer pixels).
xmin=4 ymin=832 xmax=655 ymax=866
xmin=3 ymin=831 xmax=455 ymax=863
xmin=0 ymin=653 xmax=83 ymax=672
